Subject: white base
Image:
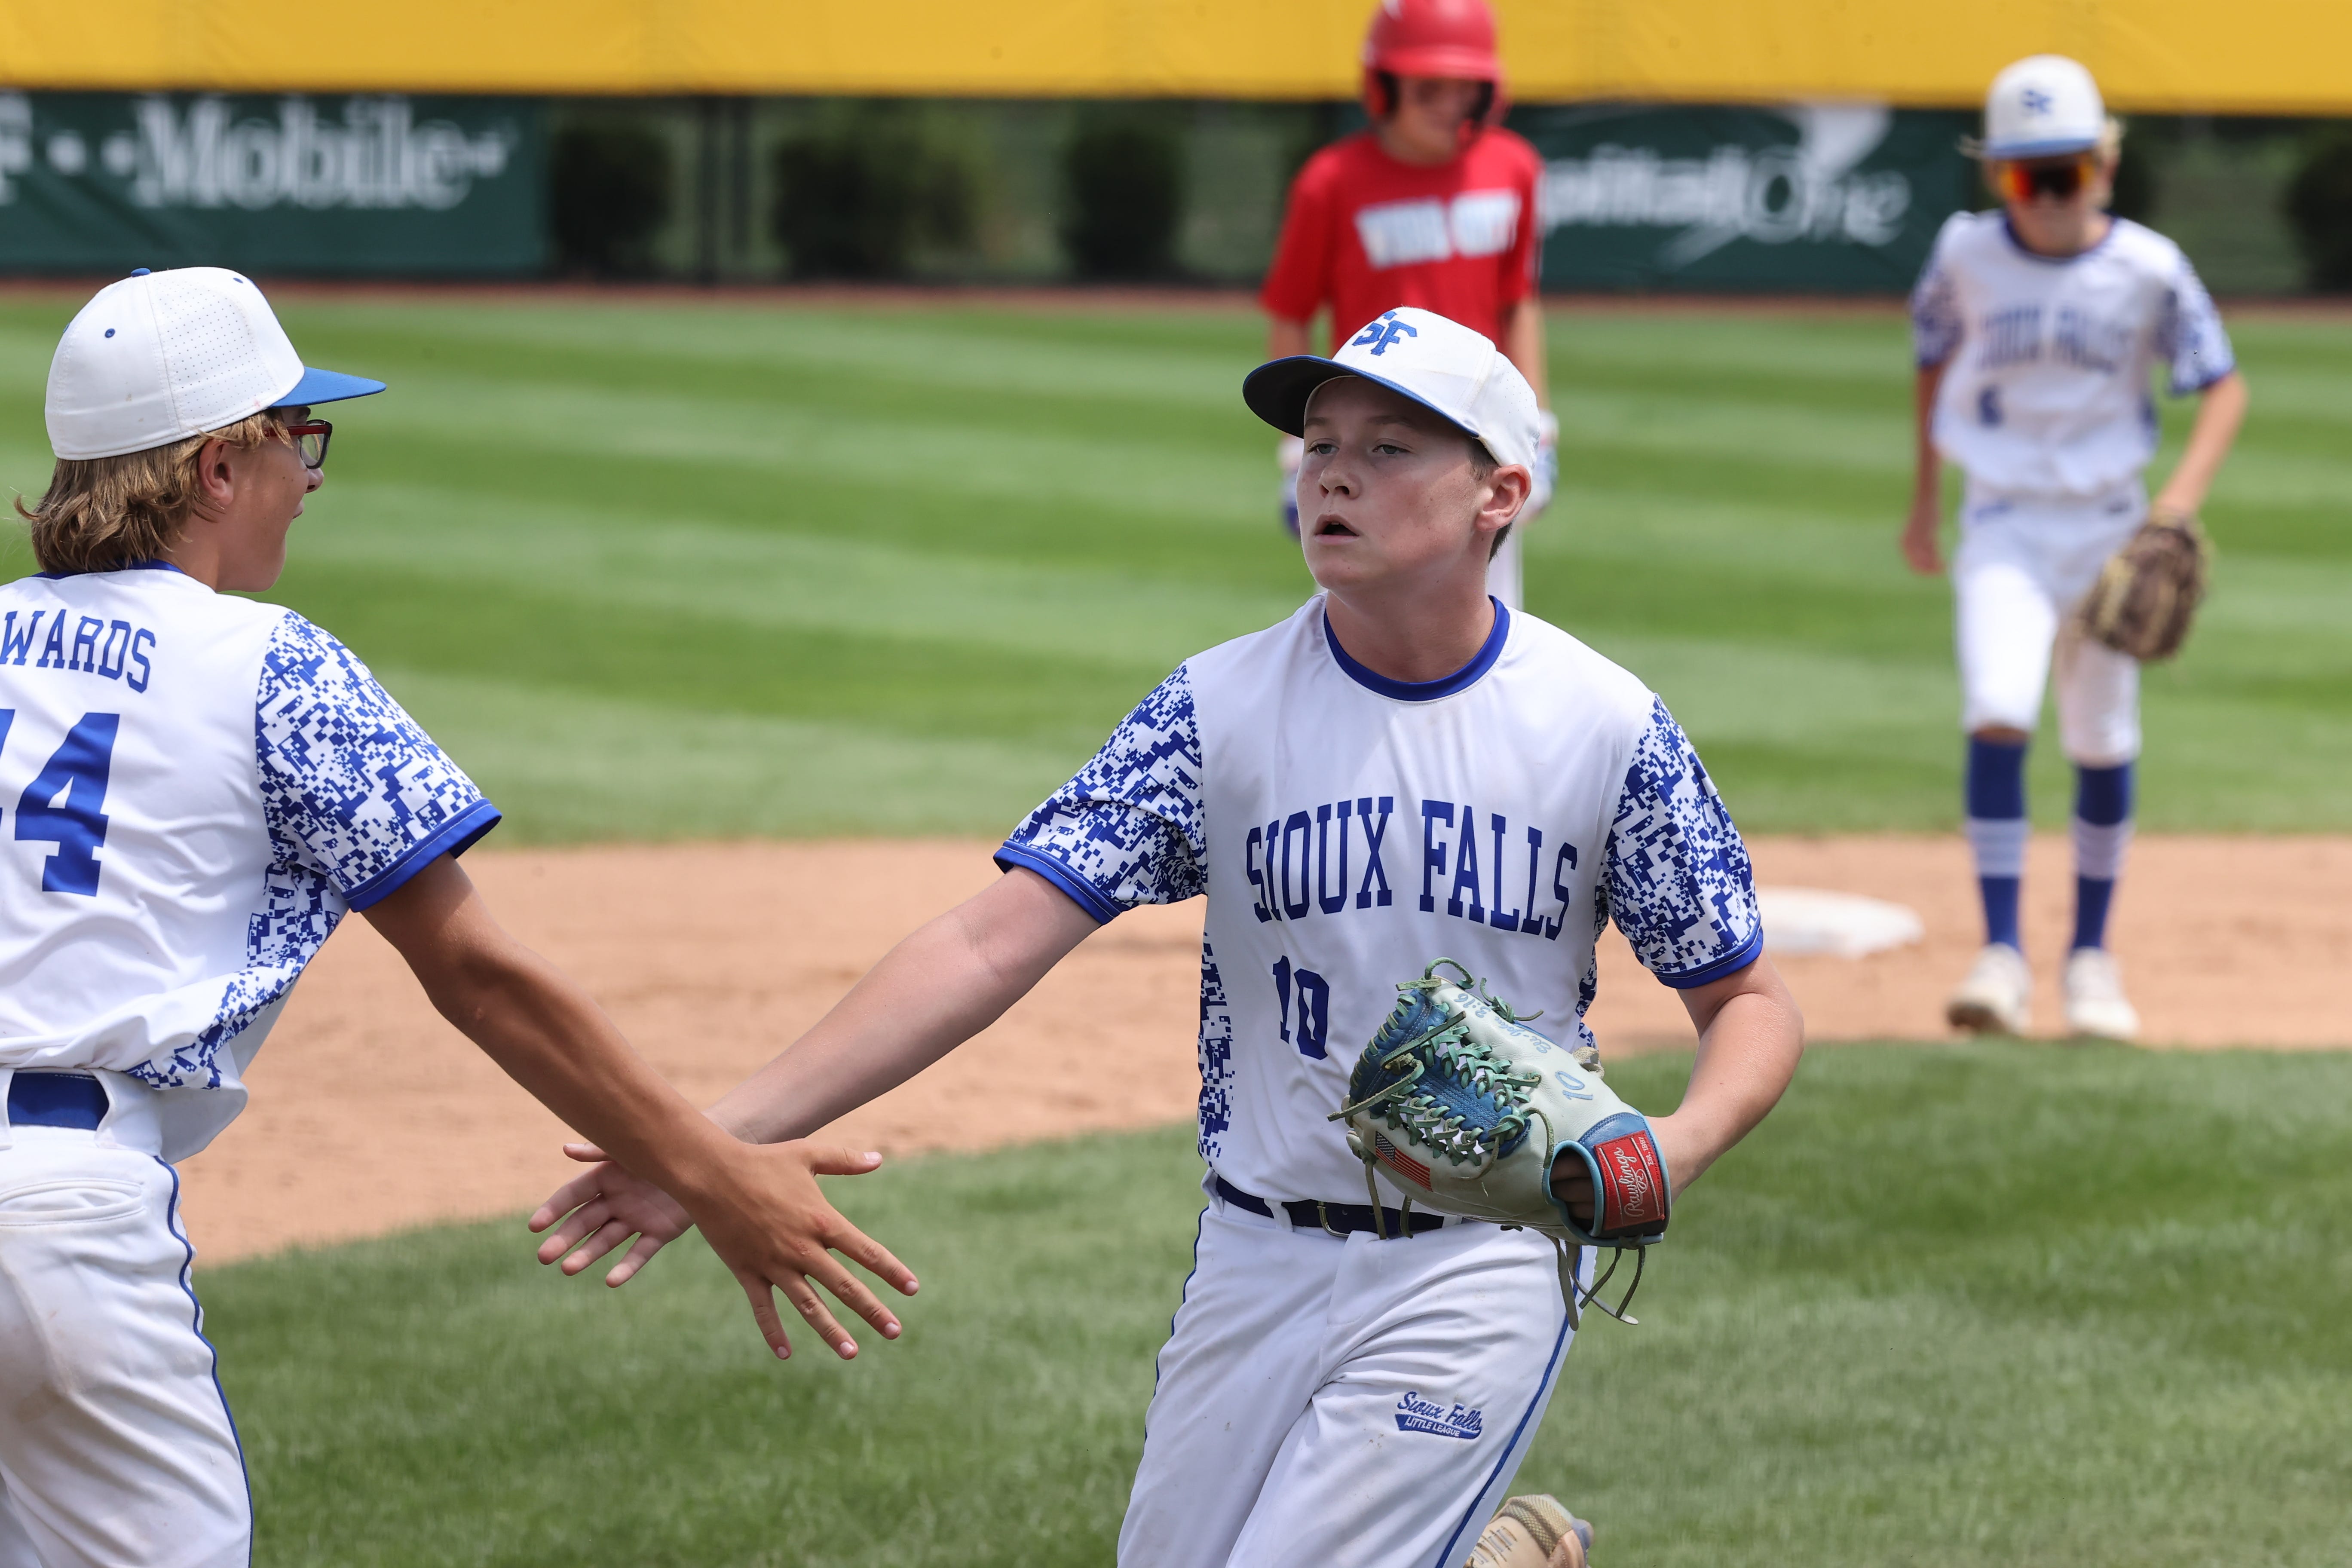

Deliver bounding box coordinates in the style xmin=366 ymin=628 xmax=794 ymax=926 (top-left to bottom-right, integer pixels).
xmin=1758 ymin=886 xmax=1925 ymax=959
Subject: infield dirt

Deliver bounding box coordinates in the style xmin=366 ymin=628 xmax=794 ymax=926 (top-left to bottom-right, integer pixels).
xmin=178 ymin=834 xmax=2352 ymax=1265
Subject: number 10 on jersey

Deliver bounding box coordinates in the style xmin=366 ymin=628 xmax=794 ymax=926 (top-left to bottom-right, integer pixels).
xmin=1271 ymin=957 xmax=1330 ymax=1059
xmin=0 ymin=711 xmax=121 ymax=896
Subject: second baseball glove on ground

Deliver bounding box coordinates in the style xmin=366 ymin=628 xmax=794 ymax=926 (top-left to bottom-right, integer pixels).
xmin=2080 ymin=508 xmax=2211 ymax=661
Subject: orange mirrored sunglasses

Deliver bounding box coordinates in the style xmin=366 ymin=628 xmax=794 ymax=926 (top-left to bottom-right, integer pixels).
xmin=1995 ymin=153 xmax=2098 ymax=204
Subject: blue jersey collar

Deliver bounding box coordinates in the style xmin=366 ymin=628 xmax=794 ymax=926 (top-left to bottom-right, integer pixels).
xmin=1323 ymin=597 xmax=1510 ymax=702
xmin=34 ymin=559 xmax=188 ymax=580
xmin=2000 ymin=213 xmax=2119 ymax=265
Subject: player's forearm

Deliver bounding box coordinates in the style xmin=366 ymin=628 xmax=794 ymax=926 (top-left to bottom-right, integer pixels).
xmin=2153 ymin=370 xmax=2248 ymax=516
xmin=1499 ymin=297 xmax=1549 ymax=407
xmin=1658 ymin=958 xmax=1804 ymax=1192
xmin=369 ymin=866 xmax=747 ymax=1209
xmin=706 ymin=868 xmax=1099 ymax=1146
xmin=438 ymin=955 xmax=742 ymax=1197
xmin=1267 ymin=315 xmax=1314 ymax=361
xmin=1911 ymin=364 xmax=1946 ymax=500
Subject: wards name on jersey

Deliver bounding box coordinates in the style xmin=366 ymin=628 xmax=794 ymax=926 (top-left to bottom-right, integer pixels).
xmin=1244 ymin=794 xmax=1581 ymax=940
xmin=0 ymin=609 xmax=159 ymax=693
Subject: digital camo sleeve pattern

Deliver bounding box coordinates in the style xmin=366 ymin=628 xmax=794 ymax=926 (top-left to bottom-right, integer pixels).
xmin=1602 ymin=697 xmax=1763 ymax=990
xmin=132 ymin=616 xmax=500 ymax=1092
xmin=996 ymin=665 xmax=1207 ymax=923
xmin=256 ymin=613 xmax=500 ymax=910
xmin=2156 ymin=254 xmax=2236 ymax=395
xmin=1909 ymin=222 xmax=1964 ymax=369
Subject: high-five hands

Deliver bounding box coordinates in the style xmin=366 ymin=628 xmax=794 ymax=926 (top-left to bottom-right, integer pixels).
xmin=530 ymin=1142 xmax=694 ymax=1285
xmin=532 ymin=1139 xmax=916 ymax=1363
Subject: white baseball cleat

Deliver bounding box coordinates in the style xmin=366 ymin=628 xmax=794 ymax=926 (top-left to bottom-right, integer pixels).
xmin=2062 ymin=947 xmax=2141 ymax=1041
xmin=1947 ymin=943 xmax=2032 ymax=1035
xmin=1467 ymin=1494 xmax=1592 ymax=1568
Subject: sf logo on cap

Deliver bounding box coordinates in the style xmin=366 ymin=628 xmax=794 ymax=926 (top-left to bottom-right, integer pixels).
xmin=1351 ymin=312 xmax=1419 ymax=356
xmin=2021 ymin=87 xmax=2052 ymax=114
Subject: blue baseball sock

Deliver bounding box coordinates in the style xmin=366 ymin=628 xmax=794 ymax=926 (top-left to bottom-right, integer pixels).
xmin=1965 ymin=736 xmax=2029 ymax=950
xmin=2072 ymin=762 xmax=2135 ymax=951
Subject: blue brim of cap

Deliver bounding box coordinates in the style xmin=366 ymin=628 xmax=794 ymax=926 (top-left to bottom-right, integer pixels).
xmin=1243 ymin=355 xmax=1352 ymax=435
xmin=1983 ymin=136 xmax=2101 ymax=159
xmin=282 ymin=365 xmax=387 ymax=407
xmin=1243 ymin=355 xmax=1472 ymax=445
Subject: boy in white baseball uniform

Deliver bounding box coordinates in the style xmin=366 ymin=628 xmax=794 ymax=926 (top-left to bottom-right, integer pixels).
xmin=531 ymin=306 xmax=1804 ymax=1566
xmin=0 ymin=268 xmax=914 ymax=1568
xmin=1903 ymin=56 xmax=2247 ymax=1040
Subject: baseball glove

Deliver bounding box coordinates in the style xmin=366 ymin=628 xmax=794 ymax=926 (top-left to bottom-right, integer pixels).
xmin=1329 ymin=959 xmax=1670 ymax=1325
xmin=2079 ymin=508 xmax=2211 ymax=662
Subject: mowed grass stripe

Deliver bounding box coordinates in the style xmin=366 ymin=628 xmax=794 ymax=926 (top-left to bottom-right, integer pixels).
xmin=277 ymin=559 xmax=1167 ymax=751
xmin=371 ymin=669 xmax=1075 ymax=840
xmin=1 ymin=295 xmax=2346 ymax=837
xmin=203 ymin=1044 xmax=2352 ymax=1567
xmin=299 ymin=481 xmax=1311 ymax=665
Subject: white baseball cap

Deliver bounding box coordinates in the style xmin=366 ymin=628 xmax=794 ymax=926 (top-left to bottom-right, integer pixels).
xmin=1243 ymin=306 xmax=1540 ymax=472
xmin=1979 ymin=54 xmax=2108 ymax=160
xmin=45 ymin=266 xmax=386 ymax=461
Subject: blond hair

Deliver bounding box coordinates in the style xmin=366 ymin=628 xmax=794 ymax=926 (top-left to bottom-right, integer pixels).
xmin=15 ymin=413 xmax=288 ymax=575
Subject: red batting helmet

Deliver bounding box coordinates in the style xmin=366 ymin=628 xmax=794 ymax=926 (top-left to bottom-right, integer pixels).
xmin=1360 ymin=0 xmax=1507 ymax=132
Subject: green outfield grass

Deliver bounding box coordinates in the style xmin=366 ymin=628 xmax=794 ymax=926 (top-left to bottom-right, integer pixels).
xmin=2 ymin=293 xmax=2346 ymax=837
xmin=205 ymin=1042 xmax=2352 ymax=1568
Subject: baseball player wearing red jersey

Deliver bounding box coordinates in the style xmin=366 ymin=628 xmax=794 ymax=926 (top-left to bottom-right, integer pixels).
xmin=529 ymin=307 xmax=1803 ymax=1567
xmin=1261 ymin=0 xmax=1556 ymax=611
xmin=1904 ymin=58 xmax=2247 ymax=1041
xmin=0 ymin=268 xmax=913 ymax=1568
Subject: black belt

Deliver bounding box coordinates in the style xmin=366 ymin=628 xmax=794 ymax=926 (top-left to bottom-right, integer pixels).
xmin=6 ymin=1072 xmax=108 ymax=1131
xmin=1213 ymin=1175 xmax=1447 ymax=1240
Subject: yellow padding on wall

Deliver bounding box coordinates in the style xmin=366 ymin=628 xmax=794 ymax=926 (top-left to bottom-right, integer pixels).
xmin=3 ymin=0 xmax=2344 ymax=113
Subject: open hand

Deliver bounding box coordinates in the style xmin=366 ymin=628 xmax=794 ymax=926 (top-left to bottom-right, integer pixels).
xmin=530 ymin=1139 xmax=917 ymax=1362
xmin=530 ymin=1142 xmax=695 ymax=1286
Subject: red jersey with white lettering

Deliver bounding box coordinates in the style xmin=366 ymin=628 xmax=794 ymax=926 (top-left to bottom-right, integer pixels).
xmin=1260 ymin=128 xmax=1543 ymax=349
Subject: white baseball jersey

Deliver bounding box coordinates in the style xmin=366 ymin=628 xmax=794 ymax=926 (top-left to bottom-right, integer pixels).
xmin=1911 ymin=211 xmax=2234 ymax=499
xmin=997 ymin=594 xmax=1761 ymax=1207
xmin=0 ymin=563 xmax=498 ymax=1162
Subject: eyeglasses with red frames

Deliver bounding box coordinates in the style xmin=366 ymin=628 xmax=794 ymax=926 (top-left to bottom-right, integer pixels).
xmin=278 ymin=419 xmax=333 ymax=471
xmin=1995 ymin=153 xmax=2098 ymax=205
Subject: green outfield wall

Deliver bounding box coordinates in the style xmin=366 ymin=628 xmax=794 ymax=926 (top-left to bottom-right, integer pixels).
xmin=0 ymin=91 xmax=2322 ymax=293
xmin=0 ymin=93 xmax=544 ymax=276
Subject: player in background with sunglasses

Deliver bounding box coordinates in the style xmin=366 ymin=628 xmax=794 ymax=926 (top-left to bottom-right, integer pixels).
xmin=1904 ymin=56 xmax=2248 ymax=1040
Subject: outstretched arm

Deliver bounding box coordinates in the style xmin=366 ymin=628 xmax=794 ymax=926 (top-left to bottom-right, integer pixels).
xmin=2152 ymin=369 xmax=2248 ymax=519
xmin=531 ymin=866 xmax=1101 ymax=1280
xmin=364 ymin=855 xmax=916 ymax=1360
xmin=710 ymin=866 xmax=1101 ymax=1144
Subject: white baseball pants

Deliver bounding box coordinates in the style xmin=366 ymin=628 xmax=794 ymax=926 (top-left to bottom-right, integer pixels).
xmin=1952 ymin=483 xmax=2145 ymax=766
xmin=0 ymin=1099 xmax=249 ymax=1568
xmin=1118 ymin=1188 xmax=1579 ymax=1568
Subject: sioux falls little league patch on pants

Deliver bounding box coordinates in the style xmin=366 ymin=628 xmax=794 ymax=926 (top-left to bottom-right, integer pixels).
xmin=1116 ymin=1194 xmax=1586 ymax=1568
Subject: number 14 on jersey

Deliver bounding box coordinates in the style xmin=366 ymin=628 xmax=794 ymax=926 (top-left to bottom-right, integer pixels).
xmin=0 ymin=710 xmax=121 ymax=896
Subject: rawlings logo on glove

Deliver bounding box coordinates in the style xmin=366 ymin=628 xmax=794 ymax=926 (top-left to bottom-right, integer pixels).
xmin=1330 ymin=959 xmax=1670 ymax=1323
